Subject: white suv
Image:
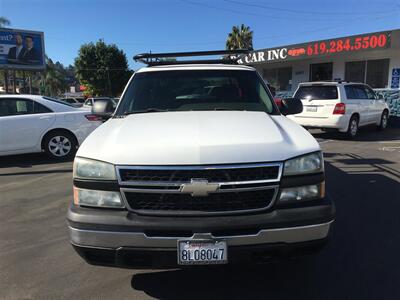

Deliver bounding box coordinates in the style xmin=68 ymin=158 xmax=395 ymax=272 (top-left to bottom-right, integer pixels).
xmin=67 ymin=50 xmax=335 ymax=268
xmin=288 ymin=82 xmax=390 ymax=138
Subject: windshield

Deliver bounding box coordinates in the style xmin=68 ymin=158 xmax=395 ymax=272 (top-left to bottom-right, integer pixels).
xmin=116 ymin=70 xmax=276 ymax=115
xmin=294 ymin=85 xmax=338 ymax=100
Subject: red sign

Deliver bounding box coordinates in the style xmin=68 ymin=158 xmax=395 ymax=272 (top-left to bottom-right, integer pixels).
xmin=238 ymin=31 xmax=391 ymax=65
xmin=304 ymin=33 xmax=389 ymax=57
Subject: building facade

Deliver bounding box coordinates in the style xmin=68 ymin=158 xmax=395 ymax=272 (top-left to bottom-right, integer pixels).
xmin=239 ymin=30 xmax=400 ymax=95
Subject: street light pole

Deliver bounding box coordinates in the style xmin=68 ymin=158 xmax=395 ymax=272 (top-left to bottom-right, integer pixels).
xmin=4 ymin=69 xmax=9 ymax=93
xmin=106 ymin=67 xmax=112 ymax=97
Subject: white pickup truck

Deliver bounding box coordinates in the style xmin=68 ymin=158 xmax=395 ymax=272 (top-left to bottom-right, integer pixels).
xmin=67 ymin=50 xmax=335 ymax=268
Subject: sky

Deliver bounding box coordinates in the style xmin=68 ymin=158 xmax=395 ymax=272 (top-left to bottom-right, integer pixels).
xmin=1 ymin=0 xmax=399 ymax=70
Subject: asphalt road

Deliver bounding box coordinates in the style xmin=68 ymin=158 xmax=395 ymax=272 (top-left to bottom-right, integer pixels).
xmin=1 ymin=126 xmax=400 ymax=300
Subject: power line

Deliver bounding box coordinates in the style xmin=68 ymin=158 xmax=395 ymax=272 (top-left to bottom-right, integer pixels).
xmin=177 ymin=0 xmax=332 ymax=21
xmin=223 ymin=0 xmax=397 ymax=16
xmin=254 ymin=11 xmax=398 ymax=42
xmin=46 ymin=4 xmax=398 ymax=51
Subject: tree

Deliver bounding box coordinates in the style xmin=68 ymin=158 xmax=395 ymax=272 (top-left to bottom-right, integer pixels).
xmin=75 ymin=40 xmax=132 ymax=97
xmin=42 ymin=58 xmax=68 ymax=97
xmin=0 ymin=17 xmax=10 ymax=28
xmin=226 ymin=24 xmax=253 ymax=51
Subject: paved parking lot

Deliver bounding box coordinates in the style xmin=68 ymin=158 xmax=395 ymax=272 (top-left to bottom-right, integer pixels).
xmin=1 ymin=127 xmax=400 ymax=300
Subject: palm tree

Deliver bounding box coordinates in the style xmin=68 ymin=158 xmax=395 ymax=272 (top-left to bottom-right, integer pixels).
xmin=43 ymin=58 xmax=68 ymax=97
xmin=0 ymin=17 xmax=10 ymax=28
xmin=226 ymin=24 xmax=253 ymax=51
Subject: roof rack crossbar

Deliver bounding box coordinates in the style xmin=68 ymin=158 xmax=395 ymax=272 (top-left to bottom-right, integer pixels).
xmin=133 ymin=49 xmax=250 ymax=66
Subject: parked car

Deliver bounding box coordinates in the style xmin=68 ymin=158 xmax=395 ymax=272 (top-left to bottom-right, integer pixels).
xmin=0 ymin=95 xmax=102 ymax=158
xmin=60 ymin=97 xmax=84 ymax=108
xmin=288 ymin=81 xmax=390 ymax=138
xmin=68 ymin=50 xmax=335 ymax=269
xmin=83 ymin=97 xmax=117 ymax=110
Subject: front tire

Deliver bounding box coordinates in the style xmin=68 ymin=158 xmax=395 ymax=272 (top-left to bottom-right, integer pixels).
xmin=346 ymin=116 xmax=359 ymax=139
xmin=43 ymin=131 xmax=77 ymax=159
xmin=377 ymin=111 xmax=388 ymax=131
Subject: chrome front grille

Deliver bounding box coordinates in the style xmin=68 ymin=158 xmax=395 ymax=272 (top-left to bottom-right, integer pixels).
xmin=116 ymin=163 xmax=282 ymax=215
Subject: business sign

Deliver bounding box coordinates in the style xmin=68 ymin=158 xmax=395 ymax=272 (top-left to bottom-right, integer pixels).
xmin=391 ymin=68 xmax=400 ymax=88
xmin=238 ymin=31 xmax=391 ymax=65
xmin=0 ymin=28 xmax=45 ymax=70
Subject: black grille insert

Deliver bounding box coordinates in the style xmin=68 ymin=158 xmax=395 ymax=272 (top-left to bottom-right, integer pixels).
xmin=124 ymin=189 xmax=276 ymax=214
xmin=119 ymin=165 xmax=280 ymax=183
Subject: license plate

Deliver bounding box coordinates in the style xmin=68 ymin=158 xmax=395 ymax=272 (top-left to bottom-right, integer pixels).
xmin=178 ymin=240 xmax=227 ymax=265
xmin=306 ymin=106 xmax=318 ymax=112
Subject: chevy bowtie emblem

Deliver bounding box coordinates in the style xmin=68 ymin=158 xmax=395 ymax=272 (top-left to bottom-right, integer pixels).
xmin=180 ymin=179 xmax=219 ymax=197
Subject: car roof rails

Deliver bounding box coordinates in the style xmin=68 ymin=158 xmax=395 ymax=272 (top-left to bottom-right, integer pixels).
xmin=133 ymin=49 xmax=250 ymax=66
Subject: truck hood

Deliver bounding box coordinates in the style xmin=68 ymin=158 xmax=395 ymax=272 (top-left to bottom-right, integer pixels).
xmin=77 ymin=111 xmax=320 ymax=165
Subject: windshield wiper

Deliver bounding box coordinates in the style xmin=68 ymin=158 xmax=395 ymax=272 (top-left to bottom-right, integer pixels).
xmin=122 ymin=108 xmax=168 ymax=115
xmin=213 ymin=108 xmax=245 ymax=111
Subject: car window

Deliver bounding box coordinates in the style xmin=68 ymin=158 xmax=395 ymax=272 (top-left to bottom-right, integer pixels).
xmin=85 ymin=99 xmax=92 ymax=106
xmin=42 ymin=96 xmax=76 ymax=107
xmin=364 ymin=86 xmax=377 ymax=100
xmin=0 ymin=98 xmax=34 ymax=116
xmin=0 ymin=99 xmax=13 ymax=116
xmin=116 ymin=70 xmax=276 ymax=115
xmin=345 ymin=85 xmax=368 ymax=99
xmin=294 ymin=85 xmax=338 ymax=100
xmin=34 ymin=101 xmax=53 ymax=113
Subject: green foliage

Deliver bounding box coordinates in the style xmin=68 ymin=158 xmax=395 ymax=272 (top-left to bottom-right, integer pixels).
xmin=226 ymin=24 xmax=253 ymax=51
xmin=0 ymin=17 xmax=10 ymax=28
xmin=43 ymin=58 xmax=69 ymax=97
xmin=75 ymin=40 xmax=132 ymax=97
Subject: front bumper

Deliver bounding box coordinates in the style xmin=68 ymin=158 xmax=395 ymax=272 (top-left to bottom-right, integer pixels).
xmin=69 ymin=221 xmax=332 ymax=249
xmin=68 ymin=196 xmax=334 ymax=268
xmin=72 ymin=238 xmax=329 ymax=269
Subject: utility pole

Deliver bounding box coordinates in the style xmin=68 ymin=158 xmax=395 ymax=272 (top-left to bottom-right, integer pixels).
xmin=12 ymin=70 xmax=16 ymax=94
xmin=22 ymin=71 xmax=26 ymax=93
xmin=106 ymin=67 xmax=112 ymax=97
xmin=28 ymin=75 xmax=32 ymax=94
xmin=4 ymin=70 xmax=9 ymax=93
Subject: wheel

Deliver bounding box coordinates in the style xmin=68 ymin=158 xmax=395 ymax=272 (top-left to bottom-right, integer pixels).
xmin=346 ymin=116 xmax=359 ymax=139
xmin=377 ymin=111 xmax=388 ymax=131
xmin=43 ymin=131 xmax=77 ymax=159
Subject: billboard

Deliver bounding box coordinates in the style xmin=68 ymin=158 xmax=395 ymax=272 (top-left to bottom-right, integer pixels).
xmin=0 ymin=28 xmax=45 ymax=70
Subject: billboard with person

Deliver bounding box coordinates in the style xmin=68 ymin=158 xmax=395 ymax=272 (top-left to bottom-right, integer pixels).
xmin=0 ymin=28 xmax=45 ymax=70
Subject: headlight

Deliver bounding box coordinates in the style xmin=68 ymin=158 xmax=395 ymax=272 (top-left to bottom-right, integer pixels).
xmin=73 ymin=157 xmax=116 ymax=180
xmin=73 ymin=187 xmax=124 ymax=208
xmin=278 ymin=182 xmax=325 ymax=203
xmin=284 ymin=152 xmax=323 ymax=176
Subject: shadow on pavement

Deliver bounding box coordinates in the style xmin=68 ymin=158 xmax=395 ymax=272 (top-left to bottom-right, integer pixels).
xmin=131 ymin=156 xmax=400 ymax=300
xmin=311 ymin=127 xmax=400 ymax=142
xmin=0 ymin=153 xmax=73 ymax=169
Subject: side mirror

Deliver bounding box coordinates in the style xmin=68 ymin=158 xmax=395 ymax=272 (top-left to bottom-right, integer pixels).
xmin=280 ymin=98 xmax=303 ymax=116
xmin=92 ymin=100 xmax=114 ymax=121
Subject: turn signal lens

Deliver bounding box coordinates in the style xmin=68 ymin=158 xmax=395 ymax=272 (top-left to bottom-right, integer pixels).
xmin=278 ymin=182 xmax=325 ymax=203
xmin=73 ymin=187 xmax=124 ymax=208
xmin=333 ymin=103 xmax=346 ymax=115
